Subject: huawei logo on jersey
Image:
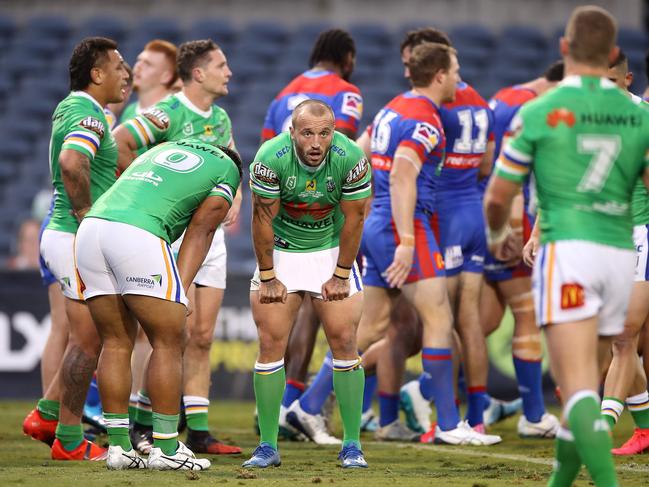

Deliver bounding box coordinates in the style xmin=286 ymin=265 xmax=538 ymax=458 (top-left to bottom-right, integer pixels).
xmin=283 ymin=202 xmax=334 ymax=220
xmin=547 ymin=108 xmax=576 ymax=128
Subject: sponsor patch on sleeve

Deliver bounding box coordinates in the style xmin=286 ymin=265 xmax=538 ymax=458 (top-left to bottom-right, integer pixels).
xmin=143 ymin=108 xmax=170 ymax=130
xmin=340 ymin=92 xmax=363 ymax=120
xmin=411 ymin=122 xmax=440 ymax=152
xmin=345 ymin=157 xmax=369 ymax=185
xmin=252 ymin=161 xmax=279 ymax=185
xmin=79 ymin=116 xmax=105 ymax=138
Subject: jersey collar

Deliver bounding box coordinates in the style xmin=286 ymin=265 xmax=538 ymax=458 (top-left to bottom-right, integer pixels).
xmin=176 ymin=91 xmax=213 ymax=118
xmin=71 ymin=91 xmax=104 ymax=111
xmin=560 ymin=75 xmax=617 ymax=90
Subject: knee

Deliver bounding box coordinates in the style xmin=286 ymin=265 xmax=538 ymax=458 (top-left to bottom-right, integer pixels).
xmin=150 ymin=325 xmax=186 ymax=353
xmin=69 ymin=330 xmax=102 ymax=358
xmin=327 ymin=327 xmax=357 ymax=356
xmin=612 ymin=335 xmax=638 ymax=356
xmin=257 ymin=326 xmax=288 ymax=356
xmin=512 ymin=333 xmax=543 ymax=362
xmin=187 ymin=328 xmax=214 ymax=352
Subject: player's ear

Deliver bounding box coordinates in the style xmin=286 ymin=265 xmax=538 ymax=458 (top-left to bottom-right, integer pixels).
xmin=192 ymin=66 xmax=204 ymax=84
xmin=90 ymin=66 xmax=103 ymax=86
xmin=607 ymin=45 xmax=620 ymax=68
xmin=559 ymin=37 xmax=569 ymax=57
xmin=625 ymin=71 xmax=634 ymax=88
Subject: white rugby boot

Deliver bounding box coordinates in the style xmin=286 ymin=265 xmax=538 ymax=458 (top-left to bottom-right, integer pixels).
xmin=147 ymin=441 xmax=211 ymax=470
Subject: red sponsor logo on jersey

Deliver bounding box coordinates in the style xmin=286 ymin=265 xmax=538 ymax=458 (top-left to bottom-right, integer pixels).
xmin=547 ymin=108 xmax=576 ymax=128
xmin=434 ymin=252 xmax=445 ymax=270
xmin=341 ymin=92 xmax=363 ymax=119
xmin=283 ymin=202 xmax=334 ymax=221
xmin=560 ymin=283 xmax=585 ymax=309
xmin=412 ymin=122 xmax=440 ymax=152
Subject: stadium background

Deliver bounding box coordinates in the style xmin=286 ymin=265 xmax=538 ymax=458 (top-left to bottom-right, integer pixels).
xmin=0 ymin=0 xmax=646 ymax=399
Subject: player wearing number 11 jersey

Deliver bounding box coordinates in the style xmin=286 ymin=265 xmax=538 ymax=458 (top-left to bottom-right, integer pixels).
xmin=485 ymin=6 xmax=649 ymax=485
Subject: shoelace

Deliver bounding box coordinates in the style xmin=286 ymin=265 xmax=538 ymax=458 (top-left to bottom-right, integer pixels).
xmin=340 ymin=445 xmax=362 ymax=460
xmin=253 ymin=445 xmax=276 ymax=459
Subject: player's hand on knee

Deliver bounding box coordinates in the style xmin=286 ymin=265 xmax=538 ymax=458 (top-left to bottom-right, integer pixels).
xmin=259 ymin=278 xmax=288 ymax=304
xmin=386 ymin=244 xmax=414 ymax=288
xmin=497 ymin=232 xmax=523 ymax=265
xmin=522 ymin=234 xmax=539 ymax=267
xmin=321 ymin=275 xmax=350 ymax=301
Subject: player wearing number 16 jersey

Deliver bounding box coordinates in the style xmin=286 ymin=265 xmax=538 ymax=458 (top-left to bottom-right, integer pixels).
xmin=485 ymin=6 xmax=649 ymax=485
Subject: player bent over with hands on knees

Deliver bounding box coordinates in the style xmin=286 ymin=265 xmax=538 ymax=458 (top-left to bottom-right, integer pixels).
xmin=244 ymin=99 xmax=371 ymax=469
xmin=75 ymin=140 xmax=241 ymax=470
xmin=485 ymin=6 xmax=649 ymax=486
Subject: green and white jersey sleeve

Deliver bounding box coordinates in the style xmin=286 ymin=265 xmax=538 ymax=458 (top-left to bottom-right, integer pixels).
xmin=123 ymin=92 xmax=234 ymax=150
xmin=249 ymin=131 xmax=371 ymax=252
xmin=496 ymin=76 xmax=649 ymax=248
xmin=47 ymin=91 xmax=118 ymax=234
xmin=87 ymin=139 xmax=240 ymax=243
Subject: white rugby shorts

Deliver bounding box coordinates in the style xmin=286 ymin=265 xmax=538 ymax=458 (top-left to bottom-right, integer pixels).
xmin=75 ymin=218 xmax=187 ymax=306
xmin=250 ymin=247 xmax=363 ymax=299
xmin=172 ymin=227 xmax=226 ymax=289
xmin=532 ymin=240 xmax=635 ymax=336
xmin=633 ymin=224 xmax=649 ymax=282
xmin=40 ymin=228 xmax=84 ymax=300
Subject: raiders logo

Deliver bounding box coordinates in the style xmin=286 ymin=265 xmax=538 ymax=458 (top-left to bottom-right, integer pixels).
xmin=79 ymin=117 xmax=105 ymax=138
xmin=345 ymin=157 xmax=369 ymax=184
xmin=252 ymin=162 xmax=279 ymax=185
xmin=143 ymin=108 xmax=170 ymax=130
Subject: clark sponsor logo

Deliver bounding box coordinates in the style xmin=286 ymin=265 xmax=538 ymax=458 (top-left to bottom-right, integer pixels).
xmin=345 ymin=157 xmax=369 ymax=184
xmin=143 ymin=108 xmax=170 ymax=130
xmin=560 ymin=283 xmax=585 ymax=309
xmin=547 ymin=108 xmax=576 ymax=128
xmin=79 ymin=117 xmax=105 ymax=138
xmin=252 ymin=162 xmax=279 ymax=185
xmin=126 ymin=275 xmax=162 ymax=289
xmin=412 ymin=122 xmax=440 ymax=152
xmin=341 ymin=92 xmax=363 ymax=119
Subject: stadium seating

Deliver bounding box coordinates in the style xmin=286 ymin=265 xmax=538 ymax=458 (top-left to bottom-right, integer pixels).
xmin=0 ymin=15 xmax=647 ymax=265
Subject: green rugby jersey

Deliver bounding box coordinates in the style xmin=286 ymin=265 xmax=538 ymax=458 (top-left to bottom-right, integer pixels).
xmin=249 ymin=131 xmax=372 ymax=252
xmin=87 ymin=139 xmax=240 ymax=243
xmin=47 ymin=91 xmax=118 ymax=234
xmin=123 ymin=92 xmax=233 ymax=150
xmin=495 ymin=76 xmax=649 ymax=249
xmin=631 ymin=95 xmax=649 ymax=226
xmin=119 ymin=100 xmax=138 ymax=124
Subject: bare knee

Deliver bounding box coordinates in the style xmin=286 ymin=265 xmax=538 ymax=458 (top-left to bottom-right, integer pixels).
xmin=327 ymin=326 xmax=358 ymax=358
xmin=187 ymin=327 xmax=213 ymax=352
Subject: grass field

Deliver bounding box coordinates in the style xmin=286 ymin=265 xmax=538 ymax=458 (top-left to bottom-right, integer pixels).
xmin=1 ymin=400 xmax=648 ymax=486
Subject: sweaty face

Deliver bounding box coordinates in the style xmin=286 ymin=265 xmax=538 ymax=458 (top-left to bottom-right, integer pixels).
xmin=133 ymin=49 xmax=172 ymax=93
xmin=290 ymin=111 xmax=335 ymax=166
xmin=441 ymin=54 xmax=460 ymax=103
xmin=100 ymin=50 xmax=129 ymax=104
xmin=200 ymin=49 xmax=232 ymax=98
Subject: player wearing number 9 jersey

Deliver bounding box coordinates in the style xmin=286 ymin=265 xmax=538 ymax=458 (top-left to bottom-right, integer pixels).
xmin=485 ymin=6 xmax=649 ymax=485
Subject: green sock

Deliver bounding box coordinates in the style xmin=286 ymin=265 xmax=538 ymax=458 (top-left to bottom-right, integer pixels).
xmin=547 ymin=427 xmax=581 ymax=487
xmin=601 ymin=397 xmax=624 ymax=430
xmin=135 ymin=390 xmax=153 ymax=427
xmin=567 ymin=391 xmax=618 ymax=487
xmin=152 ymin=412 xmax=179 ymax=455
xmin=55 ymin=423 xmax=84 ymax=451
xmin=332 ymin=359 xmax=364 ymax=449
xmin=37 ymin=398 xmax=59 ymax=421
xmin=183 ymin=396 xmax=210 ymax=432
xmin=253 ymin=360 xmax=285 ymax=450
xmin=104 ymin=412 xmax=132 ymax=450
xmin=627 ymin=391 xmax=649 ymax=429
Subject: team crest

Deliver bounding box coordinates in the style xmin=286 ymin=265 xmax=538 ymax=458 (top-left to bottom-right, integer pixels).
xmin=341 ymin=92 xmax=363 ymax=120
xmin=183 ymin=122 xmax=193 ymax=136
xmin=286 ymin=176 xmax=296 ymax=190
xmin=412 ymin=123 xmax=440 ymax=152
xmin=326 ymin=177 xmax=336 ymax=192
xmin=305 ymin=179 xmax=317 ymax=192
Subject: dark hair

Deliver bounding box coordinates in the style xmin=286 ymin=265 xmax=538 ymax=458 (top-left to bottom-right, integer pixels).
xmin=543 ymin=60 xmax=564 ymax=81
xmin=144 ymin=39 xmax=179 ymax=88
xmin=177 ymin=39 xmax=219 ymax=82
xmin=609 ymin=49 xmax=627 ymax=69
xmin=309 ymin=29 xmax=355 ymax=68
xmin=69 ymin=37 xmax=118 ymax=91
xmin=217 ymin=145 xmax=243 ymax=179
xmin=400 ymin=27 xmax=451 ymax=53
xmin=408 ymin=42 xmax=456 ymax=88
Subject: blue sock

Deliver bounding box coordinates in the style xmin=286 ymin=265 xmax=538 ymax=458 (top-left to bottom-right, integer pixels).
xmin=85 ymin=375 xmax=101 ymax=408
xmin=457 ymin=365 xmax=468 ymax=402
xmin=466 ymin=386 xmax=489 ymax=426
xmin=513 ymin=356 xmax=545 ymax=423
xmin=363 ymin=374 xmax=377 ymax=413
xmin=421 ymin=348 xmax=460 ymax=431
xmin=299 ymin=352 xmax=333 ymax=415
xmin=378 ymin=392 xmax=399 ymax=427
xmin=281 ymin=379 xmax=304 ymax=408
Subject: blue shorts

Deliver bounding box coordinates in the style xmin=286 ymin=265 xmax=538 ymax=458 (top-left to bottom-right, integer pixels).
xmin=436 ymin=200 xmax=485 ymax=277
xmin=38 ymin=215 xmax=57 ymax=287
xmin=361 ymin=211 xmax=445 ymax=288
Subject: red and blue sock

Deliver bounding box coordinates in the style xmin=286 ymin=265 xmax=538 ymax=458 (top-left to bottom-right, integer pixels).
xmin=420 ymin=347 xmax=459 ymax=431
xmin=513 ymin=356 xmax=545 ymax=423
xmin=378 ymin=391 xmax=399 ymax=427
xmin=299 ymin=352 xmax=333 ymax=415
xmin=281 ymin=379 xmax=305 ymax=408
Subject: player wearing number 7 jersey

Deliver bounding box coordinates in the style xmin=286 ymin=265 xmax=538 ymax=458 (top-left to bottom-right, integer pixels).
xmin=485 ymin=6 xmax=649 ymax=486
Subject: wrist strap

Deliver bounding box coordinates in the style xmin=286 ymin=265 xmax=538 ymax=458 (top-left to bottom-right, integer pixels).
xmin=334 ymin=264 xmax=351 ymax=280
xmin=259 ymin=268 xmax=275 ymax=282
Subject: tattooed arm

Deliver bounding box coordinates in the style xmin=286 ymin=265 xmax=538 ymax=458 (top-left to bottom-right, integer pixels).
xmin=59 ymin=149 xmax=92 ymax=222
xmin=251 ymin=193 xmax=285 ymax=303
